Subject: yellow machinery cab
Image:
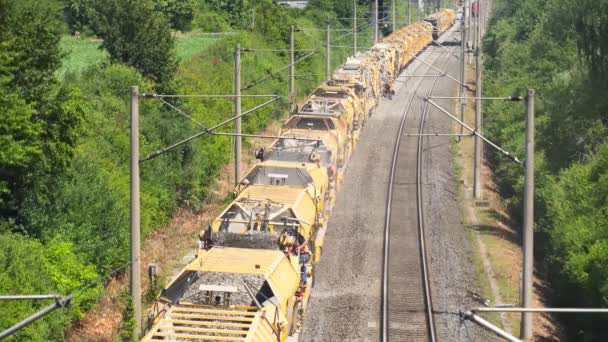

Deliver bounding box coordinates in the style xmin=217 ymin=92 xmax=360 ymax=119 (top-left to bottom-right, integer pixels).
xmin=142 ymin=247 xmax=306 ymax=341
xmin=383 ymin=22 xmax=433 ymax=69
xmin=299 ymin=84 xmax=364 ymax=151
xmin=367 ymin=42 xmax=400 ymax=81
xmin=210 ymin=181 xmax=325 ymax=262
xmin=424 ymin=9 xmax=455 ymax=40
xmin=330 ymin=56 xmax=382 ymax=117
xmin=270 ymin=114 xmax=348 ymax=170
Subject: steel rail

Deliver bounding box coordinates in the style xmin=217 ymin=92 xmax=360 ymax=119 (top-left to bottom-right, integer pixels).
xmin=415 ymin=52 xmax=454 ymax=342
xmin=381 ymin=34 xmax=452 ymax=342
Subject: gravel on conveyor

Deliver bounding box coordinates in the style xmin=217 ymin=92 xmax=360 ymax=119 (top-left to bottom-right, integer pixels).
xmin=213 ymin=232 xmax=280 ymax=250
xmin=181 ymin=272 xmax=266 ymax=307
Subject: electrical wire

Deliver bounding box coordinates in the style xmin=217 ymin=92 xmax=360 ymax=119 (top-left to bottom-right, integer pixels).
xmin=158 ymin=97 xmax=208 ymax=129
xmin=241 ymin=19 xmax=373 ymax=91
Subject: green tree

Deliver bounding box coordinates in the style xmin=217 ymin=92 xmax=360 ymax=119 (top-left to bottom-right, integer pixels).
xmin=2 ymin=0 xmax=65 ymax=103
xmin=95 ymin=0 xmax=177 ymax=89
xmin=154 ymin=0 xmax=197 ymax=32
xmin=62 ymin=0 xmax=97 ymax=33
xmin=0 ymin=233 xmax=64 ymax=341
xmin=0 ymin=0 xmax=85 ymax=217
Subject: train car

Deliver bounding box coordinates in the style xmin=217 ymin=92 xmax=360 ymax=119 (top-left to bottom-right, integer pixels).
xmin=329 ymin=55 xmax=382 ymax=117
xmin=143 ymin=10 xmax=457 ymax=342
xmin=269 ymin=111 xmax=352 ymax=176
xmin=237 ymin=158 xmax=333 ymax=211
xmin=365 ymin=42 xmax=400 ymax=83
xmin=383 ymin=21 xmax=433 ymax=70
xmin=210 ymin=177 xmax=325 ymax=254
xmin=305 ymin=84 xmax=364 ymax=131
xmin=142 ymin=247 xmax=307 ymax=341
xmin=424 ymin=9 xmax=456 ymax=40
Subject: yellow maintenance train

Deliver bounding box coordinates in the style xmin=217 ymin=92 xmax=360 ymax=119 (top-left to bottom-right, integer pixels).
xmin=142 ymin=9 xmax=455 ymax=342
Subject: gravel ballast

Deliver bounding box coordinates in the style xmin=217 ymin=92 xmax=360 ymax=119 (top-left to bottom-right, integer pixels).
xmin=300 ymin=22 xmax=495 ymax=342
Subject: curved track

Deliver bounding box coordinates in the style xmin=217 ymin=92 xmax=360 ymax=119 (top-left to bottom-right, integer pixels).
xmin=381 ymin=42 xmax=453 ymax=342
xmin=299 ymin=25 xmax=461 ymax=342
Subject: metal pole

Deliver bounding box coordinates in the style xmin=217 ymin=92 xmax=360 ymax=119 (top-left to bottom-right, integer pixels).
xmin=0 ymin=295 xmax=62 ymax=301
xmin=408 ymin=0 xmax=411 ymax=25
xmin=467 ymin=0 xmax=472 ymax=64
xmin=251 ymin=0 xmax=256 ymax=29
xmin=130 ymin=85 xmax=141 ymax=338
xmin=234 ymin=45 xmax=242 ymax=185
xmin=374 ymin=0 xmax=379 ymax=43
xmin=392 ymin=0 xmax=396 ymax=32
xmin=520 ymin=89 xmax=535 ymax=340
xmin=465 ymin=312 xmax=521 ymax=342
xmin=459 ymin=2 xmax=466 ymax=141
xmin=290 ymin=26 xmax=295 ymax=113
xmin=326 ymin=19 xmax=331 ymax=81
xmin=0 ymin=296 xmax=73 ymax=339
xmin=353 ymin=0 xmax=357 ymax=54
xmin=473 ymin=0 xmax=482 ymax=200
xmin=476 ymin=307 xmax=608 ymax=314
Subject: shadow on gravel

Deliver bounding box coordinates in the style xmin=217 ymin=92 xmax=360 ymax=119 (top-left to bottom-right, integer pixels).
xmin=423 ymin=141 xmax=451 ymax=152
xmin=472 ymin=224 xmax=519 ymax=245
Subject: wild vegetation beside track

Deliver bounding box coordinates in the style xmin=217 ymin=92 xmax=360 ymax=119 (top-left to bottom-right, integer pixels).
xmin=483 ymin=0 xmax=608 ymax=339
xmin=0 ymin=0 xmax=406 ymax=340
xmin=453 ymin=66 xmax=561 ymax=340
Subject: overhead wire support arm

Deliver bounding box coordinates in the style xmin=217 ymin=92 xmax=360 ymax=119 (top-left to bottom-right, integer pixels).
xmin=0 ymin=295 xmax=73 ymax=339
xmin=403 ymin=50 xmax=470 ymax=90
xmin=424 ymin=98 xmax=523 ymax=164
xmin=427 ymin=96 xmax=524 ymax=101
xmin=461 ymin=311 xmax=521 ymax=342
xmin=140 ymin=96 xmax=281 ymax=162
xmin=241 ymin=48 xmax=315 ymax=52
xmin=0 ymin=295 xmax=63 ymax=301
xmin=142 ymin=94 xmax=279 ymax=99
xmin=462 ymin=306 xmax=608 ymax=342
xmin=155 ymin=97 xmax=208 ymax=129
xmin=297 ymin=28 xmax=353 ymax=32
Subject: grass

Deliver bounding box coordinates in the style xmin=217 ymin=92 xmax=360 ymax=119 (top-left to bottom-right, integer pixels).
xmin=58 ymin=32 xmax=219 ymax=79
xmin=58 ymin=36 xmax=107 ymax=79
xmin=174 ymin=32 xmax=219 ymax=62
xmin=476 ymin=209 xmax=522 ymax=336
xmin=451 ymin=65 xmax=523 ymax=336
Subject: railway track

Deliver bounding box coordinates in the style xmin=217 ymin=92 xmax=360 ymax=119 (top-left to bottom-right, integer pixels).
xmin=381 ymin=34 xmax=455 ymax=342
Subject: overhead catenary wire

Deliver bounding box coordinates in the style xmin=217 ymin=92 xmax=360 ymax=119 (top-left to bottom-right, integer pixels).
xmin=297 ymin=28 xmax=353 ymax=32
xmin=241 ymin=19 xmax=373 ymax=91
xmin=144 ymin=94 xmax=277 ymax=98
xmin=157 ymin=97 xmax=208 ymax=129
xmin=156 ymin=97 xmax=319 ymax=143
xmin=141 ymin=97 xmax=281 ymax=162
xmin=241 ymin=48 xmax=316 ymax=52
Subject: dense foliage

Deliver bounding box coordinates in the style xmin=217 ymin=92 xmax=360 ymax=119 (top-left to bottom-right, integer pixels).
xmin=484 ymin=0 xmax=608 ymax=339
xmin=95 ymin=0 xmax=178 ymax=90
xmin=0 ymin=0 xmax=380 ymax=340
